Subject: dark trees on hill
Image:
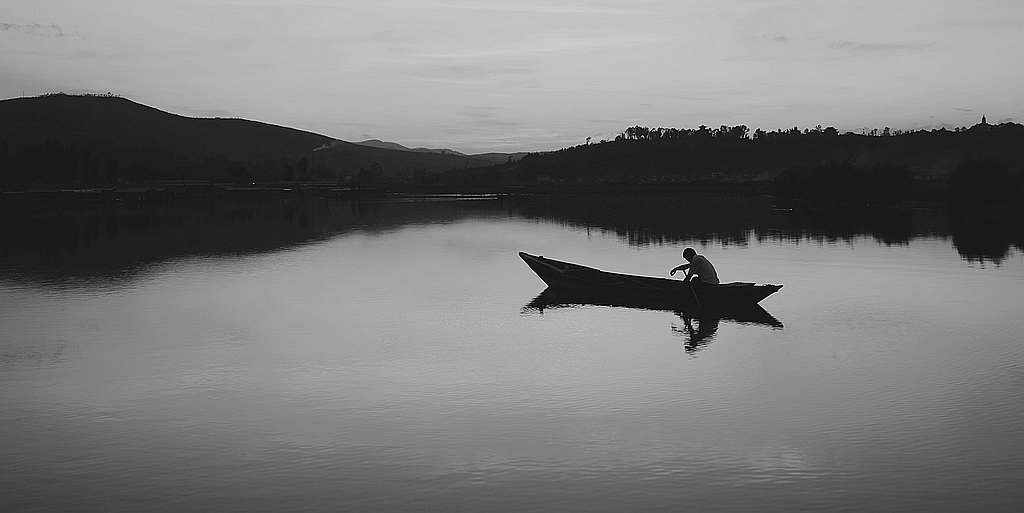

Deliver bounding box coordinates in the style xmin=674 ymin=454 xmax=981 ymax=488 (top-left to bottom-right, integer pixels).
xmin=513 ymin=125 xmax=846 ymax=183
xmin=949 ymin=158 xmax=1023 ymax=207
xmin=0 ymin=135 xmax=321 ymax=185
xmin=772 ymin=161 xmax=914 ymax=205
xmin=357 ymin=163 xmax=384 ymax=187
xmin=506 ymin=121 xmax=1022 ymax=206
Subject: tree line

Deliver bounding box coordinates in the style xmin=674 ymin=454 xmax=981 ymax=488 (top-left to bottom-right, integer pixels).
xmin=2 ymin=115 xmax=1020 ymax=208
xmin=614 ymin=122 xmax=997 ymax=142
xmin=506 ymin=119 xmax=1021 ymax=195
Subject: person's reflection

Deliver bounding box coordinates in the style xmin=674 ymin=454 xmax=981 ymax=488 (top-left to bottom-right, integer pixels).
xmin=672 ymin=312 xmax=720 ymax=352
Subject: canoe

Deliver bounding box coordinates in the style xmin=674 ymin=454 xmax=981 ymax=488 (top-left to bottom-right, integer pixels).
xmin=519 ymin=252 xmax=782 ymax=308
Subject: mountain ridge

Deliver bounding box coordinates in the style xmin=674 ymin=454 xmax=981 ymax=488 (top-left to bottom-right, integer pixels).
xmin=2 ymin=94 xmax=1020 ymax=195
xmin=0 ymin=94 xmax=502 ymax=184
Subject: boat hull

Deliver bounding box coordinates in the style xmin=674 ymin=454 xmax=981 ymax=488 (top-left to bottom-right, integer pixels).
xmin=519 ymin=252 xmax=782 ymax=308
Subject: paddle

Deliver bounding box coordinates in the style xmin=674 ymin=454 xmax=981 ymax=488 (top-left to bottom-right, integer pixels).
xmin=670 ymin=266 xmax=702 ymax=310
xmin=687 ymin=278 xmax=702 ymax=310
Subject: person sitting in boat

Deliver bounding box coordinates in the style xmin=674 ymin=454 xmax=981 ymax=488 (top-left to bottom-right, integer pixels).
xmin=669 ymin=248 xmax=720 ymax=284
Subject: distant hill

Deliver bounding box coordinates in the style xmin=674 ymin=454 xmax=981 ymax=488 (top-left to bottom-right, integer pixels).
xmin=0 ymin=94 xmax=333 ymax=161
xmin=354 ymin=139 xmax=528 ymax=164
xmin=312 ymin=139 xmax=493 ymax=180
xmin=473 ymin=151 xmax=532 ymax=164
xmin=0 ymin=94 xmax=495 ymax=185
xmin=355 ymin=139 xmax=464 ymax=155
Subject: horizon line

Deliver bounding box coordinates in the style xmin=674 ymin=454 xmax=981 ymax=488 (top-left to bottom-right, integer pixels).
xmin=4 ymin=92 xmax=1012 ymax=156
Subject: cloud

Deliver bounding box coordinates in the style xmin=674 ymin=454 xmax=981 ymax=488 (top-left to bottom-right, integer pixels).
xmin=417 ymin=34 xmax=662 ymax=61
xmin=406 ymin=64 xmax=535 ymax=83
xmin=953 ymin=107 xmax=974 ymax=112
xmin=0 ymin=22 xmax=65 ymax=37
xmin=455 ymin=106 xmax=504 ymax=120
xmin=381 ymin=1 xmax=648 ymax=16
xmin=827 ymin=40 xmax=934 ymax=52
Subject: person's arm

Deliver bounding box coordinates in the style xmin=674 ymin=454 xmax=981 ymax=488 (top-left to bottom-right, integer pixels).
xmin=670 ymin=263 xmax=691 ymax=277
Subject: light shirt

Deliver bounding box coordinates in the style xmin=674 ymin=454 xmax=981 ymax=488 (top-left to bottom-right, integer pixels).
xmin=690 ymin=254 xmax=720 ymax=284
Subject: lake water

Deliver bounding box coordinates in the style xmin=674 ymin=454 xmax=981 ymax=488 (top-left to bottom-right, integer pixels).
xmin=2 ymin=193 xmax=1022 ymax=512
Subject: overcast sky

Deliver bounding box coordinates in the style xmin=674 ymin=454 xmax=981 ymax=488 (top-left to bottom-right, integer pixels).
xmin=3 ymin=1 xmax=1022 ymax=153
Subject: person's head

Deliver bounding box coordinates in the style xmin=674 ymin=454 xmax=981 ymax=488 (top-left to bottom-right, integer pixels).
xmin=682 ymin=247 xmax=696 ymax=262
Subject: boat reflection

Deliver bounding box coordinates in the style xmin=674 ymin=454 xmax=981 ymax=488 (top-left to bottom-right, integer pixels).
xmin=522 ymin=287 xmax=783 ymax=352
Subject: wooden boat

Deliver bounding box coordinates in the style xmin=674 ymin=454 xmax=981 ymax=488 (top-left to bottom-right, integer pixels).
xmin=519 ymin=252 xmax=782 ymax=308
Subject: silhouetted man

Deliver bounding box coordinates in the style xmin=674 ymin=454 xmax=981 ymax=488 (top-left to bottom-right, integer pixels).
xmin=669 ymin=247 xmax=719 ymax=284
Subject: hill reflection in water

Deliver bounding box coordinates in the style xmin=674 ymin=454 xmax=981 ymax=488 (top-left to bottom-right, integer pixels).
xmin=1 ymin=192 xmax=1019 ymax=284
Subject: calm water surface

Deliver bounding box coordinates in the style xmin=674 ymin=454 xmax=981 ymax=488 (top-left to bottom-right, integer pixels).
xmin=1 ymin=195 xmax=1022 ymax=512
